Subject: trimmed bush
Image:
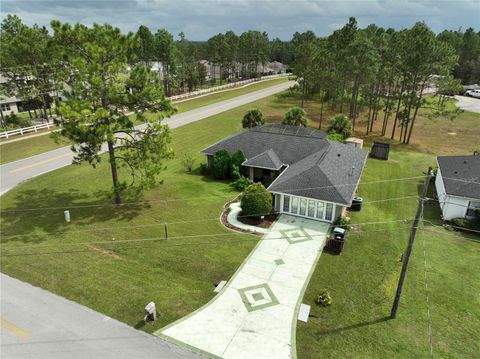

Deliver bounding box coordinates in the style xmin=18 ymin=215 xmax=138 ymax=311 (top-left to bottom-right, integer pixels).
xmin=181 ymin=153 xmax=196 ymax=172
xmin=211 ymin=149 xmax=231 ymax=180
xmin=240 ymin=183 xmax=272 ymax=218
xmin=283 ymin=107 xmax=307 ymax=127
xmin=231 ymin=176 xmax=252 ymax=191
xmin=315 ymin=289 xmax=332 ymax=307
xmin=327 ymin=114 xmax=353 ymax=139
xmin=242 ymin=109 xmax=265 ymax=128
xmin=327 ymin=131 xmax=345 ymax=143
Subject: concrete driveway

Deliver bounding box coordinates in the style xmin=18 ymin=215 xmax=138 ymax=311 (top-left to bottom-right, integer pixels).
xmin=158 ymin=215 xmax=329 ymax=359
xmin=454 ymin=95 xmax=480 ymax=113
xmin=0 ymin=274 xmax=201 ymax=359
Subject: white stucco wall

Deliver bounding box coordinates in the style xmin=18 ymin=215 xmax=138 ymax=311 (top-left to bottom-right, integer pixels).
xmin=435 ymin=167 xmax=469 ymax=220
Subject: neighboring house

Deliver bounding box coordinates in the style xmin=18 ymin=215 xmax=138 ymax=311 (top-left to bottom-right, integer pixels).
xmin=435 ymin=154 xmax=480 ymax=220
xmin=202 ymin=124 xmax=368 ymax=223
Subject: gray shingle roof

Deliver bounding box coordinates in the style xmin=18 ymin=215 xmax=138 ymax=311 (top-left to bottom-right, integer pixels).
xmin=201 ymin=124 xmax=367 ymax=205
xmin=437 ymin=155 xmax=480 ymax=200
xmin=268 ymin=141 xmax=367 ymax=205
xmin=243 ymin=149 xmax=283 ymax=170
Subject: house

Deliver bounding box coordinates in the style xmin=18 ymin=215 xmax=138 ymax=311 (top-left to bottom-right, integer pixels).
xmin=202 ymin=124 xmax=368 ymax=223
xmin=435 ymin=154 xmax=480 ymax=220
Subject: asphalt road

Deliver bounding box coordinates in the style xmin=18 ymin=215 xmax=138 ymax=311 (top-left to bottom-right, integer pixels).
xmin=0 ymin=274 xmax=202 ymax=359
xmin=0 ymin=80 xmax=294 ymax=194
xmin=454 ymin=95 xmax=480 ymax=113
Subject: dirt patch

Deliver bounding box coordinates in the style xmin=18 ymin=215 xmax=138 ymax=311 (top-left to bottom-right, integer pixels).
xmin=88 ymin=245 xmax=121 ymax=259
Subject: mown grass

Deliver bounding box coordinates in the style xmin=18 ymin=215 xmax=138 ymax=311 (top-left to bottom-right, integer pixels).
xmin=0 ymin=77 xmax=289 ymax=164
xmin=296 ymin=144 xmax=480 ymax=358
xmin=1 ymin=89 xmax=479 ymax=357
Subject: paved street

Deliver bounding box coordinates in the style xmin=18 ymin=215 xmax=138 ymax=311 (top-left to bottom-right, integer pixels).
xmin=159 ymin=215 xmax=329 ymax=359
xmin=454 ymin=95 xmax=480 ymax=113
xmin=0 ymin=80 xmax=293 ymax=194
xmin=0 ymin=274 xmax=202 ymax=359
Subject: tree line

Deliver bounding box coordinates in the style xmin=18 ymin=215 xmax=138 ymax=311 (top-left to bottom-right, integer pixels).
xmin=290 ymin=18 xmax=478 ymax=144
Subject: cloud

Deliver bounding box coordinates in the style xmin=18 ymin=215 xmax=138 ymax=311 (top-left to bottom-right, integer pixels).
xmin=1 ymin=0 xmax=478 ymax=40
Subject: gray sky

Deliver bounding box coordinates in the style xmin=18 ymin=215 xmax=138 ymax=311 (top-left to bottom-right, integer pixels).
xmin=1 ymin=0 xmax=479 ymax=40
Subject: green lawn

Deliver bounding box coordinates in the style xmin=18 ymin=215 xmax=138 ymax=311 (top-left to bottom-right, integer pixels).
xmin=0 ymin=77 xmax=288 ymax=165
xmin=1 ymin=89 xmax=479 ymax=356
xmin=296 ymin=145 xmax=480 ymax=358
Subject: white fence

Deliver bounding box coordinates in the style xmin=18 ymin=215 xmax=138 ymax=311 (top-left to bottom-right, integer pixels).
xmin=0 ymin=121 xmax=55 ymax=139
xmin=0 ymin=73 xmax=290 ymax=140
xmin=167 ymin=73 xmax=289 ymax=101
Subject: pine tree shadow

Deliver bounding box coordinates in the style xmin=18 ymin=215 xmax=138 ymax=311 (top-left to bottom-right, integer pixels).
xmin=1 ymin=187 xmax=149 ymax=244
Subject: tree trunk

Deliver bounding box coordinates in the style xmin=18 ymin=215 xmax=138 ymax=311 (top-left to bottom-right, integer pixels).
xmin=319 ymin=97 xmax=324 ymax=129
xmin=107 ymin=140 xmax=122 ymax=204
xmin=406 ymin=82 xmax=426 ymax=144
xmin=301 ymin=79 xmax=306 ymax=108
xmin=339 ymin=80 xmax=346 ymax=113
xmin=391 ymin=83 xmax=404 ymax=140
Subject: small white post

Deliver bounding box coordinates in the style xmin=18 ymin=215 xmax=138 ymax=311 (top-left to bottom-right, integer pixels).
xmin=64 ymin=210 xmax=71 ymax=223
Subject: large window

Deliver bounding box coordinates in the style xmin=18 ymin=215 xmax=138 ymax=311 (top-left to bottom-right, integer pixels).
xmin=316 ymin=202 xmax=324 ymax=219
xmin=283 ymin=195 xmax=290 ymax=212
xmin=325 ymin=203 xmax=334 ymax=221
xmin=291 ymin=197 xmax=298 ymax=214
xmin=299 ymin=198 xmax=307 ymax=216
xmin=308 ymin=200 xmax=316 ymax=217
xmin=1 ymin=103 xmax=11 ymax=111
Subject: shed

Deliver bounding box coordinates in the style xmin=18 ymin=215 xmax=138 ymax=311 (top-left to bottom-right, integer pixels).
xmin=370 ymin=142 xmax=390 ymax=160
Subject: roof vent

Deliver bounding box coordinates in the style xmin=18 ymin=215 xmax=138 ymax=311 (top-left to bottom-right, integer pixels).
xmin=454 ymin=171 xmax=458 ymax=174
xmin=464 ymin=160 xmax=467 ymax=164
xmin=350 ymin=166 xmax=355 ymax=175
xmin=337 ymin=153 xmax=341 ymax=157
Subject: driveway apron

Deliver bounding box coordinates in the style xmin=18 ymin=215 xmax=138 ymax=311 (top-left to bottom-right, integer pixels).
xmin=157 ymin=214 xmax=329 ymax=359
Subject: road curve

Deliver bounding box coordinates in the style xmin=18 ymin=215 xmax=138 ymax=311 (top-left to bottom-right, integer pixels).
xmin=1 ymin=273 xmax=201 ymax=359
xmin=0 ymin=81 xmax=294 ymax=194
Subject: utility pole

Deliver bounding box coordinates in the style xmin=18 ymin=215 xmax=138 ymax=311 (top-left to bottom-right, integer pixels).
xmin=391 ymin=166 xmax=433 ymax=319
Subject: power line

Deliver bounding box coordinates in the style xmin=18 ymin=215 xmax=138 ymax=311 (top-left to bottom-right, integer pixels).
xmin=1 ymin=222 xmax=411 ymax=251
xmin=0 ymin=226 xmax=411 ymax=257
xmin=0 ymin=176 xmax=426 ymax=213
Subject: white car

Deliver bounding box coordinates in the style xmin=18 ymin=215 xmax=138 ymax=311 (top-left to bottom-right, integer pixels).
xmin=465 ymin=89 xmax=480 ymax=98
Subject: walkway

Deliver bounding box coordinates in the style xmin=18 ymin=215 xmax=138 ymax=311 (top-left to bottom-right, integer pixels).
xmin=158 ymin=214 xmax=329 ymax=359
xmin=0 ymin=274 xmax=201 ymax=359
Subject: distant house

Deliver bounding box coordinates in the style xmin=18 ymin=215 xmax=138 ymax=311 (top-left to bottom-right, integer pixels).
xmin=202 ymin=124 xmax=367 ymax=223
xmin=435 ymin=155 xmax=480 ymax=220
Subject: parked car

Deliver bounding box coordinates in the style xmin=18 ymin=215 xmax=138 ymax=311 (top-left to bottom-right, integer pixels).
xmin=465 ymin=89 xmax=480 ymax=98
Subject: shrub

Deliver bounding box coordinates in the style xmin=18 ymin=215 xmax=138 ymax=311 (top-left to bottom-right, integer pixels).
xmin=327 ymin=114 xmax=353 ymax=139
xmin=334 ymin=216 xmax=351 ymax=230
xmin=327 ymin=131 xmax=345 ymax=143
xmin=451 ymin=216 xmax=480 ymax=231
xmin=242 ymin=109 xmax=265 ymax=128
xmin=315 ymin=289 xmax=332 ymax=307
xmin=240 ymin=183 xmax=272 ymax=218
xmin=200 ymin=163 xmax=210 ymax=175
xmin=283 ymin=107 xmax=307 ymax=127
xmin=231 ymin=176 xmax=252 ymax=191
xmin=211 ymin=149 xmax=231 ymax=180
xmin=230 ymin=150 xmax=246 ymax=177
xmin=181 ymin=153 xmax=196 ymax=172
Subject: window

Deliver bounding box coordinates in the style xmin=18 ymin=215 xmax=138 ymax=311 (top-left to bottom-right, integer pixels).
xmin=325 ymin=203 xmax=334 ymax=221
xmin=316 ymin=202 xmax=324 ymax=219
xmin=291 ymin=197 xmax=298 ymax=214
xmin=283 ymin=195 xmax=290 ymax=212
xmin=1 ymin=103 xmax=11 ymax=111
xmin=299 ymin=198 xmax=307 ymax=216
xmin=308 ymin=200 xmax=315 ymax=217
xmin=467 ymin=201 xmax=480 ymax=218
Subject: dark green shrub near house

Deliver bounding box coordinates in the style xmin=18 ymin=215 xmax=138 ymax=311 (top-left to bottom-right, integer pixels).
xmin=327 ymin=114 xmax=352 ymax=139
xmin=240 ymin=183 xmax=272 ymax=218
xmin=327 ymin=131 xmax=345 ymax=143
xmin=231 ymin=150 xmax=246 ymax=177
xmin=211 ymin=149 xmax=231 ymax=180
xmin=231 ymin=176 xmax=252 ymax=191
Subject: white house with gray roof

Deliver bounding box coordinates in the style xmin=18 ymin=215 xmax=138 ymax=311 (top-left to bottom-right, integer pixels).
xmin=202 ymin=124 xmax=368 ymax=223
xmin=435 ymin=154 xmax=480 ymax=220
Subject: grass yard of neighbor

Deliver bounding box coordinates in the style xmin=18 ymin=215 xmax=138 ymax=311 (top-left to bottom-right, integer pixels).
xmin=1 ymin=89 xmax=479 ymax=357
xmin=0 ymin=76 xmax=289 ymax=165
